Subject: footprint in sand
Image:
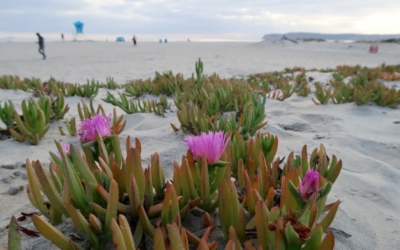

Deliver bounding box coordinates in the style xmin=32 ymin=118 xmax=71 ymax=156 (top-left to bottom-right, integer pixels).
xmin=278 ymin=122 xmax=311 ymax=132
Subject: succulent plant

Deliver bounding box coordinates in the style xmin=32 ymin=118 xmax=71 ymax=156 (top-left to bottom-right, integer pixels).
xmin=331 ymin=82 xmax=353 ymax=104
xmin=5 ymin=59 xmax=361 ymax=249
xmin=218 ymin=179 xmax=246 ymax=243
xmin=8 ymin=98 xmax=50 ymax=144
xmin=194 ymin=58 xmax=205 ymax=88
xmin=37 ymin=95 xmax=52 ymax=124
xmin=77 ymin=114 xmax=112 ymax=143
xmin=176 ymin=101 xmax=212 ymax=134
xmin=23 ymin=114 xmax=343 ymax=250
xmin=252 ymin=200 xmax=337 ymax=250
xmin=151 ymin=71 xmax=176 ymax=96
xmin=268 ymin=82 xmax=304 ymax=101
xmin=24 ymin=77 xmax=44 ymax=93
xmin=227 ymin=131 xmax=278 ymax=179
xmin=214 ymin=140 xmax=341 ymax=249
xmin=175 ymin=90 xmax=267 ymax=139
xmin=312 ymin=82 xmax=331 ymax=105
xmin=182 ymin=131 xmax=230 ymax=211
xmin=297 ymin=82 xmax=311 ymax=97
xmin=0 ymin=100 xmax=16 ymax=128
xmin=77 ymin=99 xmax=105 ymax=121
xmin=25 ymin=135 xmax=156 ymax=248
xmin=51 ymin=92 xmax=70 ymax=120
xmin=102 ymin=92 xmax=135 ymax=114
xmin=0 ymin=75 xmax=29 ymax=90
xmin=7 ymin=216 xmax=21 ymax=250
xmin=124 ymin=79 xmax=151 ymax=97
xmin=103 ymin=92 xmax=170 ymax=116
xmin=336 ymin=64 xmax=361 ymax=77
xmin=104 ymin=77 xmax=120 ymax=89
xmin=58 ymin=117 xmax=77 ymax=136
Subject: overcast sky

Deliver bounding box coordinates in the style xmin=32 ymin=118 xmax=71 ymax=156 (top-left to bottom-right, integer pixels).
xmin=1 ymin=0 xmax=399 ymax=41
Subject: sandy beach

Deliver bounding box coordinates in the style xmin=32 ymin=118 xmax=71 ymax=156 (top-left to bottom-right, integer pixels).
xmin=1 ymin=41 xmax=400 ymax=82
xmin=0 ymin=41 xmax=399 ymax=249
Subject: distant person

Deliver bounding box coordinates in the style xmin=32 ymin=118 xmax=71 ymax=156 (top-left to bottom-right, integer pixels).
xmin=164 ymin=38 xmax=168 ymax=43
xmin=36 ymin=33 xmax=46 ymax=60
xmin=369 ymin=45 xmax=374 ymax=53
xmin=159 ymin=39 xmax=162 ymax=43
xmin=61 ymin=33 xmax=64 ymax=41
xmin=369 ymin=45 xmax=378 ymax=53
xmin=132 ymin=35 xmax=137 ymax=46
xmin=188 ymin=38 xmax=190 ymax=42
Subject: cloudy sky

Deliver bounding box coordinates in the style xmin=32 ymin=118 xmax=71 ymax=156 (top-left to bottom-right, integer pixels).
xmin=1 ymin=0 xmax=399 ymax=41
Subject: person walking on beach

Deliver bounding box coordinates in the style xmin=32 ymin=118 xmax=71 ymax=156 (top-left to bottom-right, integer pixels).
xmin=36 ymin=33 xmax=46 ymax=59
xmin=61 ymin=33 xmax=64 ymax=41
xmin=132 ymin=35 xmax=137 ymax=46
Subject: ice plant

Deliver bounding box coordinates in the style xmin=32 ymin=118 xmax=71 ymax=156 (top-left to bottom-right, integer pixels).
xmin=299 ymin=169 xmax=319 ymax=199
xmin=183 ymin=131 xmax=230 ymax=212
xmin=77 ymin=114 xmax=111 ymax=143
xmin=183 ymin=131 xmax=230 ymax=164
xmin=56 ymin=144 xmax=71 ymax=158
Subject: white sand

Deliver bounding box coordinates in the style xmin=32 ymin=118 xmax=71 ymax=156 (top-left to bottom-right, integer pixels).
xmin=1 ymin=41 xmax=400 ymax=82
xmin=0 ymin=41 xmax=399 ymax=249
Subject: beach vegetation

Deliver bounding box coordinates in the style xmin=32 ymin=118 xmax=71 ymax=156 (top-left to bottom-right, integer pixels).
xmin=0 ymin=100 xmax=16 ymax=128
xmin=176 ymin=92 xmax=266 ymax=140
xmin=77 ymin=114 xmax=112 ymax=143
xmin=58 ymin=99 xmax=126 ymax=137
xmin=0 ymin=94 xmax=68 ymax=144
xmin=78 ymin=79 xmax=100 ymax=98
xmin=8 ymin=98 xmax=50 ymax=145
xmin=0 ymin=59 xmax=366 ymax=250
xmin=124 ymin=71 xmax=178 ymax=97
xmin=312 ymin=82 xmax=331 ymax=105
xmin=5 ymin=60 xmax=400 ymax=248
xmin=1 ymin=63 xmax=398 ymax=109
xmin=0 ymin=75 xmax=30 ymax=91
xmin=48 ymin=78 xmax=100 ymax=98
xmin=313 ymin=72 xmax=400 ymax=107
xmin=102 ymin=92 xmax=170 ymax=116
xmin=101 ymin=77 xmax=121 ymax=89
xmin=22 ymin=121 xmax=341 ymax=249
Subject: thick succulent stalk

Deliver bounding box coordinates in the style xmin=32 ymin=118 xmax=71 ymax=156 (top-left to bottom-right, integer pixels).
xmin=7 ymin=216 xmax=21 ymax=250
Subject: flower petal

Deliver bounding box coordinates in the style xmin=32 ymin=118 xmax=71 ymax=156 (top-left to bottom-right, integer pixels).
xmin=183 ymin=131 xmax=229 ymax=164
xmin=77 ymin=114 xmax=112 ymax=143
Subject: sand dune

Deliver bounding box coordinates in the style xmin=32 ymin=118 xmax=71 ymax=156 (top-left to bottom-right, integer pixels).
xmin=0 ymin=41 xmax=399 ymax=249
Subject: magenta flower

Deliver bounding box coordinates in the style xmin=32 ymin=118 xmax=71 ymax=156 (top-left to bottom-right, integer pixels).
xmin=183 ymin=131 xmax=230 ymax=164
xmin=77 ymin=114 xmax=112 ymax=143
xmin=57 ymin=144 xmax=71 ymax=158
xmin=299 ymin=170 xmax=320 ymax=199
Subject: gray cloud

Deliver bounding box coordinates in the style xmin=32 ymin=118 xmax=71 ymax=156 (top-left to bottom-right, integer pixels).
xmin=1 ymin=0 xmax=399 ymax=39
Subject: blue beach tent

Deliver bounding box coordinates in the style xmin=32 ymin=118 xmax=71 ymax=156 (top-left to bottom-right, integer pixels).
xmin=74 ymin=21 xmax=84 ymax=33
xmin=116 ymin=37 xmax=125 ymax=42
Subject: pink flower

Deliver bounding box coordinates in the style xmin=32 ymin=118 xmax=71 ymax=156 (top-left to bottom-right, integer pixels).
xmin=57 ymin=144 xmax=71 ymax=158
xmin=77 ymin=114 xmax=111 ymax=143
xmin=299 ymin=170 xmax=320 ymax=199
xmin=183 ymin=131 xmax=230 ymax=164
